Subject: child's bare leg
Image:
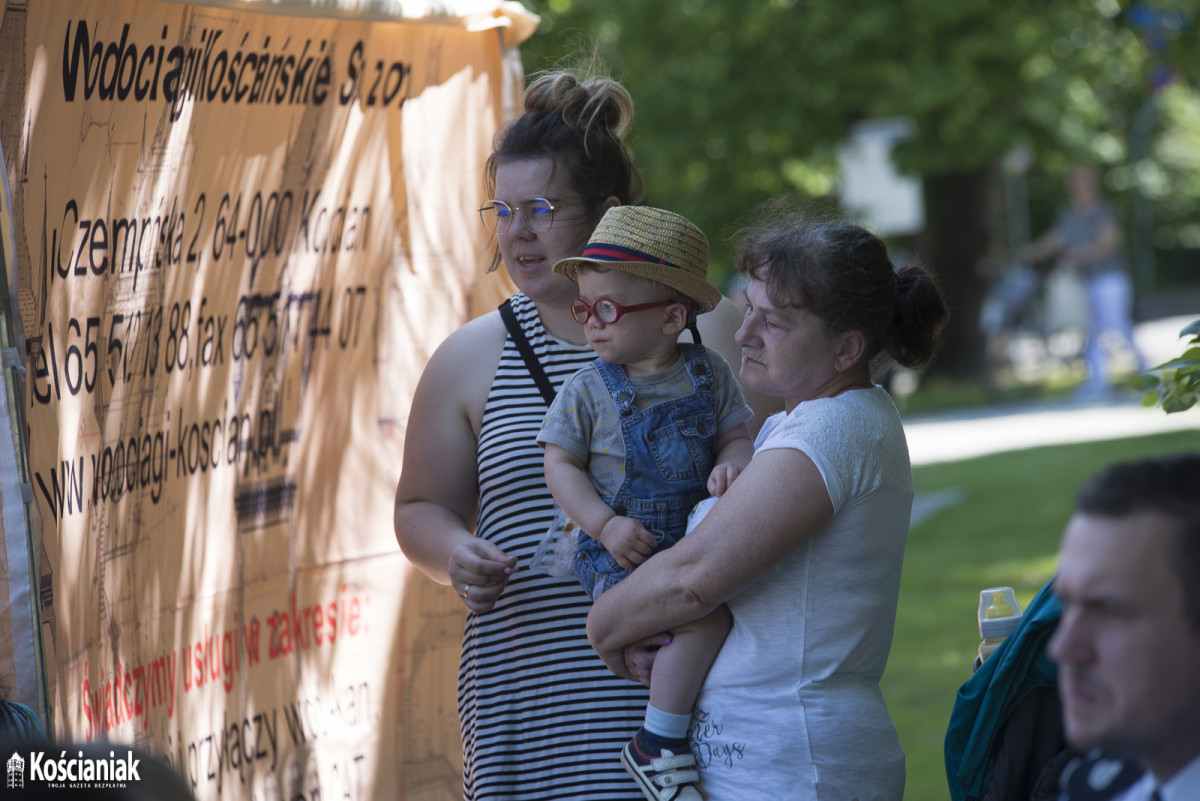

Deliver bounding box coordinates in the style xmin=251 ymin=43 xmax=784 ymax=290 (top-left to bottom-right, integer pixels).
xmin=621 ymin=605 xmax=730 ymax=798
xmin=648 ymin=604 xmax=732 ymax=715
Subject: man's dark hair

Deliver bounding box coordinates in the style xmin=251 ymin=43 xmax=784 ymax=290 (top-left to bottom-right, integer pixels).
xmin=1076 ymin=453 xmax=1200 ymax=628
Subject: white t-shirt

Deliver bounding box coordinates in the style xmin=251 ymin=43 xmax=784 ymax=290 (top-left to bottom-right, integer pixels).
xmin=692 ymin=386 xmax=913 ymax=801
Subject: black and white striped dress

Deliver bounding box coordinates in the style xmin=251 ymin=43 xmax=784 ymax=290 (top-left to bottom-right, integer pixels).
xmin=461 ymin=293 xmax=648 ymax=800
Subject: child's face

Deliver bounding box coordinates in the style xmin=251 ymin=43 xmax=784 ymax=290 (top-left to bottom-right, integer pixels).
xmin=575 ymin=268 xmax=679 ymax=367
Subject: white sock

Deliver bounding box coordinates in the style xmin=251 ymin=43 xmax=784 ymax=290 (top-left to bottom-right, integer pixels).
xmin=644 ymin=704 xmax=691 ymax=741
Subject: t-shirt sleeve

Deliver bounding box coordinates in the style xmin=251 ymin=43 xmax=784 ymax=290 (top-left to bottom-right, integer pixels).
xmin=536 ymin=369 xmax=595 ymax=463
xmin=706 ymin=346 xmax=754 ymax=435
xmin=754 ymin=392 xmax=909 ymax=514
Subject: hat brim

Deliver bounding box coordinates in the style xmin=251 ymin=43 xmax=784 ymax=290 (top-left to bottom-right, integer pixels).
xmin=554 ymin=257 xmax=722 ymax=313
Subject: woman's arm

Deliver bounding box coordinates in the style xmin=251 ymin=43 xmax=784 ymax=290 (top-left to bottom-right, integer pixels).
xmin=587 ymin=445 xmax=834 ymax=677
xmin=394 ymin=312 xmax=517 ymax=611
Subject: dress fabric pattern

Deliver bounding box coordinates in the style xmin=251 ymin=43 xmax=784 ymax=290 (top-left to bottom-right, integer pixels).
xmin=461 ymin=292 xmax=648 ymax=800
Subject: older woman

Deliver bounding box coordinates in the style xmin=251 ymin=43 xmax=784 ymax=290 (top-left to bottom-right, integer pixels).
xmin=588 ymin=203 xmax=949 ymax=800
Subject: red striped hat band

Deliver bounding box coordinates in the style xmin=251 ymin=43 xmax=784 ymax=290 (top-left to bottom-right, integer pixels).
xmin=579 ymin=243 xmax=682 ymax=271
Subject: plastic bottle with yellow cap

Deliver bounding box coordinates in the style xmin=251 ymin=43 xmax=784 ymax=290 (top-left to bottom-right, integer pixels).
xmin=975 ymin=586 xmax=1023 ymax=670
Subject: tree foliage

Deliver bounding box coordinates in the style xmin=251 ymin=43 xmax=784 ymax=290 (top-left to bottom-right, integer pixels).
xmin=1134 ymin=317 xmax=1200 ymax=413
xmin=521 ymin=0 xmax=1168 ymax=261
xmin=516 ymin=0 xmax=1199 ymax=375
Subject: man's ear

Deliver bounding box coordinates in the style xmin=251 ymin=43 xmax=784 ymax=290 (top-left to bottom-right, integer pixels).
xmin=602 ymin=195 xmax=621 ymax=211
xmin=833 ymin=329 xmax=867 ymax=372
xmin=662 ymin=302 xmax=692 ymax=336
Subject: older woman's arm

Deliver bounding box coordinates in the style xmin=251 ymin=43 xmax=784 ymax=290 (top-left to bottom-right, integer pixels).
xmin=586 ymin=446 xmax=835 ymax=677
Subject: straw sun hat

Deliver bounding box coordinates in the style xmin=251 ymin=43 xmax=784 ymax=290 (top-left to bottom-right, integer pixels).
xmin=554 ymin=206 xmax=722 ymax=313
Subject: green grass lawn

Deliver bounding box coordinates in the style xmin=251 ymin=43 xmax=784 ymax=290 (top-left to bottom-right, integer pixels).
xmin=886 ymin=429 xmax=1200 ymax=801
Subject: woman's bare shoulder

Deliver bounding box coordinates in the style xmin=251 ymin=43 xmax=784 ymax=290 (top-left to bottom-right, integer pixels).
xmin=414 ymin=310 xmax=507 ymax=421
xmin=434 ymin=310 xmax=507 ymax=363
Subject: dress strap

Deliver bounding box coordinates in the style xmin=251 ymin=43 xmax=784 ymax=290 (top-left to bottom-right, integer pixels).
xmin=498 ymin=298 xmax=558 ymax=405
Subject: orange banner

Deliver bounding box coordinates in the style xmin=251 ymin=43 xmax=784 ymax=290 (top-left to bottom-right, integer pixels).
xmin=0 ymin=0 xmax=526 ymax=797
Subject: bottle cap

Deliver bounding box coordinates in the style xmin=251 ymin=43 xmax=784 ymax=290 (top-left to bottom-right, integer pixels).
xmin=978 ymin=586 xmax=1023 ymax=638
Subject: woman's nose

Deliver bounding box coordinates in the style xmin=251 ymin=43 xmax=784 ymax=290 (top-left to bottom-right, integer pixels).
xmin=506 ymin=213 xmax=534 ymax=239
xmin=734 ymin=317 xmax=755 ymax=346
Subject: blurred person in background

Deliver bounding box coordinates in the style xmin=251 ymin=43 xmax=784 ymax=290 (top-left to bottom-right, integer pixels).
xmin=1021 ymin=165 xmax=1147 ymax=401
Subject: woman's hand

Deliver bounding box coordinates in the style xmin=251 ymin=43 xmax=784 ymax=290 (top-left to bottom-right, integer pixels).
xmin=449 ymin=538 xmax=517 ymax=613
xmin=622 ymin=633 xmax=672 ymax=686
xmin=593 ymin=630 xmax=671 ymax=683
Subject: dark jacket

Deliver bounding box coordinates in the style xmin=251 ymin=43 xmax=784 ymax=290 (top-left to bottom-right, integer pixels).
xmin=945 ymin=579 xmax=1072 ymax=801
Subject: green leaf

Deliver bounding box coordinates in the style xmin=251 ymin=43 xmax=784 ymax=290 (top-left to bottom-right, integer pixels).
xmin=1131 ymin=373 xmax=1161 ymax=392
xmin=1162 ymin=392 xmax=1198 ymax=414
xmin=1153 ymin=358 xmax=1199 ymax=371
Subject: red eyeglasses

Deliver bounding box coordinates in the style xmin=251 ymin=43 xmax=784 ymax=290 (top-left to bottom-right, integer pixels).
xmin=570 ymin=297 xmax=679 ymax=325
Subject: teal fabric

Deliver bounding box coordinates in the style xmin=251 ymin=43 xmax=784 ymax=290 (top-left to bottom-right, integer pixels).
xmin=0 ymin=700 xmax=46 ymax=741
xmin=944 ymin=579 xmax=1063 ymax=801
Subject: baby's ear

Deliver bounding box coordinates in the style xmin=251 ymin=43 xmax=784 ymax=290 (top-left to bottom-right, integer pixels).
xmin=662 ymin=302 xmax=692 ymax=335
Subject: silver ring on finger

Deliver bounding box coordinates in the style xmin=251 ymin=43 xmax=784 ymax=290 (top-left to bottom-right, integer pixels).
xmin=461 ymin=584 xmax=472 ymax=600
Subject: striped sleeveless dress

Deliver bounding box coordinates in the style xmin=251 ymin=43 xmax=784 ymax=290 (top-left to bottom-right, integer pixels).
xmin=461 ymin=293 xmax=648 ymax=800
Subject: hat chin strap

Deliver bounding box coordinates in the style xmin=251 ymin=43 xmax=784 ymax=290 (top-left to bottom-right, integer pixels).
xmin=686 ymin=310 xmax=702 ymax=345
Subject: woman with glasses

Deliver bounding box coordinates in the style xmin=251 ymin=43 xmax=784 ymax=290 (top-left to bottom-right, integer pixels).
xmin=587 ymin=202 xmax=949 ymax=800
xmin=394 ymin=65 xmax=776 ymax=800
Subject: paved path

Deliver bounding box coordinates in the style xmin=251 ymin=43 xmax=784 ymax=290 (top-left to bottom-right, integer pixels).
xmin=903 ymin=314 xmax=1200 ymax=467
xmin=904 ymin=395 xmax=1200 ymax=466
xmin=904 ymin=314 xmax=1199 ymax=526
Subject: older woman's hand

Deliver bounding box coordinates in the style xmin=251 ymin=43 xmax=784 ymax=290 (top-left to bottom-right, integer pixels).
xmin=622 ymin=633 xmax=672 ymax=687
xmin=448 ymin=538 xmax=517 ymax=612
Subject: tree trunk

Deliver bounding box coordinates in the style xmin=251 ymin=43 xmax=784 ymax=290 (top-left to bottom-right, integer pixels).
xmin=918 ymin=161 xmax=1007 ymax=379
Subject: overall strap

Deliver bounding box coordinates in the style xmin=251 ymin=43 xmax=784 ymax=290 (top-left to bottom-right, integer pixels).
xmin=678 ymin=342 xmax=714 ymax=392
xmin=593 ymin=357 xmax=638 ymax=417
xmin=498 ymin=299 xmax=558 ymax=405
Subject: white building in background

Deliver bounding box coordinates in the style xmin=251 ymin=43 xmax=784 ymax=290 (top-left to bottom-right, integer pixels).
xmin=837 ymin=118 xmax=924 ymax=236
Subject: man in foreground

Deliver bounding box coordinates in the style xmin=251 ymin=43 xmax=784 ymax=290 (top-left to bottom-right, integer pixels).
xmin=1049 ymin=453 xmax=1200 ymax=801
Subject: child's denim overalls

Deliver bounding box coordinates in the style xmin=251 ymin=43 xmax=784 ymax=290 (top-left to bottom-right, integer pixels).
xmin=574 ymin=343 xmax=719 ymax=600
